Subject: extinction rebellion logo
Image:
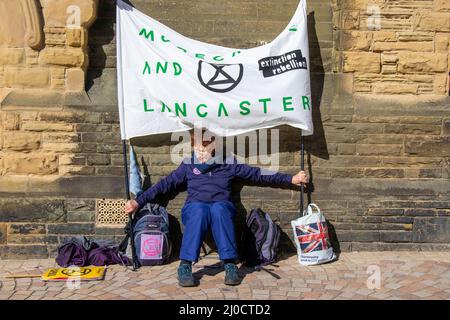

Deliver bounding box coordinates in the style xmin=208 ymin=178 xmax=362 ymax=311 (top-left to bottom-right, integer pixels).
xmin=258 ymin=49 xmax=307 ymax=78
xmin=197 ymin=60 xmax=244 ymax=93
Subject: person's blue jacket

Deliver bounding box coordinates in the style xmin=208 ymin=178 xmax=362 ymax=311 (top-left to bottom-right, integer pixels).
xmin=135 ymin=156 xmax=293 ymax=208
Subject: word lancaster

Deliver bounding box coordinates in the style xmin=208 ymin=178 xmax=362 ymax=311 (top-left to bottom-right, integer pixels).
xmin=143 ymin=95 xmax=311 ymax=119
xmin=258 ymin=49 xmax=307 ymax=77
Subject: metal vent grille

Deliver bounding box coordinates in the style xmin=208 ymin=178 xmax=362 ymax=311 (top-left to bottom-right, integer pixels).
xmin=95 ymin=199 xmax=128 ymax=226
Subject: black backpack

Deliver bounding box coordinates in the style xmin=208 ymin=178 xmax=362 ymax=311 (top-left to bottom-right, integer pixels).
xmin=119 ymin=203 xmax=172 ymax=267
xmin=240 ymin=208 xmax=281 ymax=268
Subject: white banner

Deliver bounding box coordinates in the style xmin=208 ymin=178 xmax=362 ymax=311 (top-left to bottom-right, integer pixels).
xmin=116 ymin=0 xmax=313 ymax=139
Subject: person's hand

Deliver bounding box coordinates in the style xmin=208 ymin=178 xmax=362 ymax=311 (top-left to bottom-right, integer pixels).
xmin=292 ymin=170 xmax=308 ymax=185
xmin=125 ymin=200 xmax=139 ymax=214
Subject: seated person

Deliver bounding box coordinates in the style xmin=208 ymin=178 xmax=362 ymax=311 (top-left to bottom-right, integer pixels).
xmin=125 ymin=129 xmax=308 ymax=287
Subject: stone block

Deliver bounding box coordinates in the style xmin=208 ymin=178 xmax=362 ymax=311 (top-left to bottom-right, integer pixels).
xmin=398 ymin=52 xmax=448 ymax=73
xmin=355 ymin=144 xmax=402 ymax=156
xmin=75 ymin=124 xmax=111 ymax=132
xmin=435 ymin=0 xmax=450 ymax=11
xmin=368 ymin=208 xmax=404 ymax=216
xmin=405 ymin=209 xmax=436 ymax=217
xmin=331 ymin=168 xmax=364 ymax=178
xmin=59 ymin=166 xmax=95 ymax=175
xmin=95 ymin=166 xmax=125 ymax=176
xmin=2 ymin=131 xmax=41 ymax=151
xmin=51 ymin=67 xmax=66 ymax=79
xmin=42 ymin=132 xmax=80 ymax=143
xmin=341 ymin=10 xmax=360 ymax=29
xmin=43 ymin=0 xmax=98 ymax=28
xmin=414 ymin=12 xmax=450 ymax=31
xmin=22 ymin=121 xmax=74 ymax=132
xmin=0 ymin=224 xmax=6 ymax=244
xmin=66 ymin=68 xmax=85 ymax=92
xmin=444 ymin=119 xmax=450 ymax=136
xmin=66 ymin=28 xmax=85 ymax=47
xmin=59 ymin=154 xmax=86 ymax=166
xmin=0 ymin=48 xmax=25 ymax=65
xmin=0 ymin=245 xmax=48 ymax=259
xmin=39 ymin=48 xmax=86 ymax=68
xmin=337 ymin=230 xmax=380 ymax=242
xmin=8 ymin=223 xmax=46 ymax=235
xmin=1 ymin=113 xmax=20 ymax=130
xmin=343 ymin=52 xmax=380 ymax=73
xmin=342 ymin=31 xmax=372 ymax=50
xmin=7 ymin=234 xmax=47 ymax=244
xmin=372 ymin=83 xmax=418 ymax=94
xmin=413 ymin=217 xmax=450 ymax=243
xmin=385 ymin=124 xmax=441 ymax=135
xmin=364 ymin=168 xmax=405 ymax=178
xmin=380 ymin=231 xmax=412 ymax=243
xmin=39 ymin=111 xmax=101 ymax=124
xmin=405 ymin=136 xmax=450 ymax=157
xmin=433 ymin=73 xmax=448 ymax=95
xmin=67 ymin=211 xmax=95 ymax=223
xmin=42 ymin=143 xmax=81 ymax=153
xmin=51 ymin=78 xmax=65 ymax=90
xmin=3 ymin=154 xmax=58 ymax=175
xmin=66 ymin=199 xmax=96 ymax=211
xmin=379 ymin=41 xmax=434 ymax=52
xmin=47 ymin=223 xmax=94 ymax=235
xmin=87 ymin=154 xmax=110 ymax=165
xmin=0 ymin=199 xmax=65 ymax=223
xmin=4 ymin=67 xmax=50 ymax=88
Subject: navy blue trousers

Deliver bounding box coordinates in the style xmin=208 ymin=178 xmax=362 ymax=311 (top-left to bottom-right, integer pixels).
xmin=180 ymin=201 xmax=237 ymax=262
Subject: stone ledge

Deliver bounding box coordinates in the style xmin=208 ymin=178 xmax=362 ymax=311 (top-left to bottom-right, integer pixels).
xmin=0 ymin=89 xmax=64 ymax=108
xmin=0 ymin=176 xmax=449 ymax=199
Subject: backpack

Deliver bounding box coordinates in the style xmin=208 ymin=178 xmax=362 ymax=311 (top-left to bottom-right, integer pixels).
xmin=119 ymin=203 xmax=172 ymax=267
xmin=240 ymin=208 xmax=281 ymax=267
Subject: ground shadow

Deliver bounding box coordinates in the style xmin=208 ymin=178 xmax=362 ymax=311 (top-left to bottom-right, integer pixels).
xmin=86 ymin=0 xmax=116 ymax=91
xmin=327 ymin=219 xmax=341 ymax=258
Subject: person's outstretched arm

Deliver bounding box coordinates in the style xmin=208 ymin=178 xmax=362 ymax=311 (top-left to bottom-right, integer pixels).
xmin=125 ymin=162 xmax=187 ymax=213
xmin=234 ymin=162 xmax=308 ymax=186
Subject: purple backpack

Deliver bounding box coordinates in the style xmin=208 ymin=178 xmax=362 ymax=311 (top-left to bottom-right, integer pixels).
xmin=240 ymin=208 xmax=281 ymax=267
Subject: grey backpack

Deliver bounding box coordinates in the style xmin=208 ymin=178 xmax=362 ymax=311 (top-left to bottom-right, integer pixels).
xmin=240 ymin=208 xmax=281 ymax=267
xmin=120 ymin=203 xmax=172 ymax=267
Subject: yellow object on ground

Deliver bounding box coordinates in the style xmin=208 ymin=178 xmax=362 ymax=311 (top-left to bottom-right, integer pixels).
xmin=42 ymin=266 xmax=106 ymax=281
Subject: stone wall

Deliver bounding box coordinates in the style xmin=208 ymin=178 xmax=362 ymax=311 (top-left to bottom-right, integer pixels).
xmin=0 ymin=0 xmax=449 ymax=259
xmin=0 ymin=0 xmax=97 ymax=96
xmin=333 ymin=0 xmax=450 ymax=95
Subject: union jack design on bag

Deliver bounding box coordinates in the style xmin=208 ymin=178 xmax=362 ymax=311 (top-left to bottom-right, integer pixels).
xmin=291 ymin=203 xmax=336 ymax=265
xmin=295 ymin=222 xmax=331 ymax=253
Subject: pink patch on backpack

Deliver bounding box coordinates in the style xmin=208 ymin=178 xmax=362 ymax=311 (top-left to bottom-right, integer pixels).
xmin=140 ymin=234 xmax=163 ymax=260
xmin=193 ymin=168 xmax=201 ymax=175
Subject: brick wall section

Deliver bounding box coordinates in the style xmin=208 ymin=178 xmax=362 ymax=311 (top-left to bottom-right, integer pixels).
xmin=0 ymin=0 xmax=449 ymax=259
xmin=333 ymin=0 xmax=450 ymax=94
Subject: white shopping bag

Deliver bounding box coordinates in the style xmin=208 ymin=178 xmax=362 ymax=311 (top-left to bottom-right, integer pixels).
xmin=291 ymin=203 xmax=336 ymax=266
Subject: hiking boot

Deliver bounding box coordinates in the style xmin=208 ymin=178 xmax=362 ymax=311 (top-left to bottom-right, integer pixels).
xmin=177 ymin=263 xmax=197 ymax=287
xmin=224 ymin=263 xmax=241 ymax=286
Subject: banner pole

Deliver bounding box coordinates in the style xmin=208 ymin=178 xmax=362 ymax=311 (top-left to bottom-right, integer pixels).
xmin=122 ymin=140 xmax=131 ymax=201
xmin=122 ymin=139 xmax=138 ymax=270
xmin=300 ymin=131 xmax=305 ymax=215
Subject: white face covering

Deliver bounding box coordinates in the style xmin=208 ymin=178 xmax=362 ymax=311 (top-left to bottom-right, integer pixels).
xmin=193 ymin=141 xmax=215 ymax=163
